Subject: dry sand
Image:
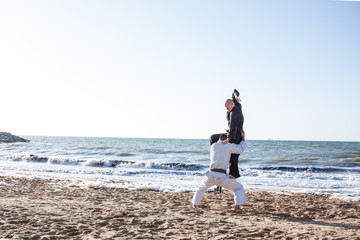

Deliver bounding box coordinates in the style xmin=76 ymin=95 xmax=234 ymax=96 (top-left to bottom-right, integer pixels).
xmin=0 ymin=176 xmax=359 ymax=240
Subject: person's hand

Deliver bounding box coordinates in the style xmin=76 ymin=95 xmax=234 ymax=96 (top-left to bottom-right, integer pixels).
xmin=232 ymin=91 xmax=240 ymax=102
xmin=222 ymin=138 xmax=230 ymax=144
xmin=233 ymin=89 xmax=239 ymax=97
xmin=241 ymin=130 xmax=245 ymax=141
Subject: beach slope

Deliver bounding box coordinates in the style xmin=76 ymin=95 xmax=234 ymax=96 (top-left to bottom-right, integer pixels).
xmin=0 ymin=177 xmax=359 ymax=239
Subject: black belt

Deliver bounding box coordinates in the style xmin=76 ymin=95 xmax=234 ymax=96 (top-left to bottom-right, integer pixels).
xmin=210 ymin=168 xmax=226 ymax=174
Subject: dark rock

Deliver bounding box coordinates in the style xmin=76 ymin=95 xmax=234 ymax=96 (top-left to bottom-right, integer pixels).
xmin=0 ymin=132 xmax=30 ymax=143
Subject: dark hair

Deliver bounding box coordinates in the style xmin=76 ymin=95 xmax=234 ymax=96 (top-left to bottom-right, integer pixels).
xmin=219 ymin=134 xmax=228 ymax=141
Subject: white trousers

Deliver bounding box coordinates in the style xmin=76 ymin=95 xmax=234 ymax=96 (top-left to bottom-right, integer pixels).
xmin=192 ymin=171 xmax=246 ymax=206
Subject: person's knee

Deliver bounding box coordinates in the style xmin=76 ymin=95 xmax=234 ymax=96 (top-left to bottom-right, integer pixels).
xmin=197 ymin=185 xmax=211 ymax=192
xmin=209 ymin=134 xmax=218 ymax=144
xmin=230 ymin=181 xmax=243 ymax=190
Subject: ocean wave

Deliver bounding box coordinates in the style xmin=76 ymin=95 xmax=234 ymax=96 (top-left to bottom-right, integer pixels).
xmin=119 ymin=170 xmax=204 ymax=177
xmin=3 ymin=153 xmax=360 ymax=173
xmin=2 ymin=154 xmax=204 ymax=171
xmin=342 ymin=157 xmax=360 ymax=165
xmin=117 ymin=153 xmax=135 ymax=157
xmin=266 ymin=157 xmax=291 ymax=163
xmin=6 ymin=154 xmax=84 ymax=165
xmin=298 ymin=157 xmax=321 ymax=161
xmin=165 ymin=150 xmax=208 ymax=154
xmin=82 ymin=159 xmax=204 ymax=170
xmin=143 ymin=148 xmax=207 ymax=154
xmin=254 ymin=166 xmax=360 ymax=173
xmin=334 ymin=154 xmax=360 ymax=159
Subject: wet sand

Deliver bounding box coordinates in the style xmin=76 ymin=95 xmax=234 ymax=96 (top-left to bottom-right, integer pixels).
xmin=0 ymin=176 xmax=359 ymax=239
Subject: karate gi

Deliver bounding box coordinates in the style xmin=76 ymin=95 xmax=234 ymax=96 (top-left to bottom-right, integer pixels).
xmin=192 ymin=140 xmax=247 ymax=206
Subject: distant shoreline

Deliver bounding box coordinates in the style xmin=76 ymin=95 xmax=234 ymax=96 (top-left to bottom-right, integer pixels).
xmin=20 ymin=135 xmax=360 ymax=143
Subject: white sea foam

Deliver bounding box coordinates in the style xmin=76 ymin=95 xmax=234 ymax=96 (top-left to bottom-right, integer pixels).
xmin=86 ymin=181 xmax=108 ymax=188
xmin=1 ymin=136 xmax=360 ymax=201
xmin=84 ymin=159 xmax=105 ymax=167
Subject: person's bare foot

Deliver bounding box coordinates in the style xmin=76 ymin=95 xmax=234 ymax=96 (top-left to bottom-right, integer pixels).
xmin=234 ymin=205 xmax=242 ymax=212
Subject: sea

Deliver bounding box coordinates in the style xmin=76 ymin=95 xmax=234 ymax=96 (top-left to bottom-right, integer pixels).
xmin=0 ymin=136 xmax=359 ymax=201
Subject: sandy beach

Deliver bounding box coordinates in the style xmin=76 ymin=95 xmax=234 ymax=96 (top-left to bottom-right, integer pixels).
xmin=0 ymin=176 xmax=359 ymax=240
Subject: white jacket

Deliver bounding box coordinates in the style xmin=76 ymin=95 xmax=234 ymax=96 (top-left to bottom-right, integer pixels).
xmin=209 ymin=140 xmax=247 ymax=171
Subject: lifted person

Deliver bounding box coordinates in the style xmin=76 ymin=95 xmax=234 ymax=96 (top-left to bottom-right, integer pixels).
xmin=210 ymin=89 xmax=244 ymax=179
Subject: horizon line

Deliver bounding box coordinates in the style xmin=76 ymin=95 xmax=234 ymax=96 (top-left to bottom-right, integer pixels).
xmin=19 ymin=134 xmax=360 ymax=143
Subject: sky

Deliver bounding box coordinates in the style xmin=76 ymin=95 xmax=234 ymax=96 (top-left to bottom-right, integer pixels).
xmin=1 ymin=0 xmax=360 ymax=141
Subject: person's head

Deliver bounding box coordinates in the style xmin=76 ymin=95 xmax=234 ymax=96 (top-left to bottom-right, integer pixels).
xmin=225 ymin=99 xmax=235 ymax=112
xmin=219 ymin=134 xmax=228 ymax=141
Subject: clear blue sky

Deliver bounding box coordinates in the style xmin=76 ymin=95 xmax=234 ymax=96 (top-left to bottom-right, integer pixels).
xmin=1 ymin=0 xmax=360 ymax=141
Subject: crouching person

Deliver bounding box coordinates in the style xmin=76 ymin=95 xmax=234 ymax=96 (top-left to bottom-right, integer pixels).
xmin=192 ymin=131 xmax=247 ymax=211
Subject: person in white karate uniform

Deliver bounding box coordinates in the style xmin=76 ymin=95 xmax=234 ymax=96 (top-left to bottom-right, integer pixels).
xmin=192 ymin=131 xmax=247 ymax=211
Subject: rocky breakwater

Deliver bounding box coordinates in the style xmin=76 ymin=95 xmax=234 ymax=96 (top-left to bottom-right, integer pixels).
xmin=0 ymin=132 xmax=29 ymax=143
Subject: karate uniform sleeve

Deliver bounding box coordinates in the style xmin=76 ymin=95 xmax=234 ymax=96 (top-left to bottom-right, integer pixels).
xmin=232 ymin=92 xmax=240 ymax=106
xmin=229 ymin=141 xmax=247 ymax=154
